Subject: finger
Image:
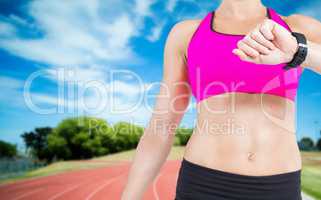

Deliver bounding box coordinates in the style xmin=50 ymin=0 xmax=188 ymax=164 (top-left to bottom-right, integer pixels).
xmin=232 ymin=49 xmax=256 ymax=63
xmin=242 ymin=36 xmax=271 ymax=55
xmin=272 ymin=21 xmax=293 ymax=42
xmin=250 ymin=30 xmax=276 ymax=50
xmin=260 ymin=19 xmax=275 ymax=41
xmin=237 ymin=40 xmax=260 ymax=58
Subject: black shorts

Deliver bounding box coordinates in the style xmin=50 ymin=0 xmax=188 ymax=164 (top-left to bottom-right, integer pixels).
xmin=175 ymin=158 xmax=302 ymax=200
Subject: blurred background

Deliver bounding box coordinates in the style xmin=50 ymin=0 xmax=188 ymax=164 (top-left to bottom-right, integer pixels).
xmin=0 ymin=0 xmax=320 ymax=199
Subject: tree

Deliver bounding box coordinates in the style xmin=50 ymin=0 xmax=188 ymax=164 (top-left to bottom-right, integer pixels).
xmin=112 ymin=122 xmax=144 ymax=152
xmin=316 ymin=138 xmax=321 ymax=151
xmin=20 ymin=117 xmax=147 ymax=161
xmin=21 ymin=127 xmax=53 ymax=161
xmin=47 ymin=133 xmax=71 ymax=160
xmin=298 ymin=137 xmax=314 ymax=151
xmin=175 ymin=128 xmax=193 ymax=146
xmin=49 ymin=117 xmax=111 ymax=160
xmin=0 ymin=140 xmax=17 ymax=158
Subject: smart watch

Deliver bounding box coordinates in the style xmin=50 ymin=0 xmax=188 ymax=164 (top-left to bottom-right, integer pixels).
xmin=283 ymin=32 xmax=308 ymax=70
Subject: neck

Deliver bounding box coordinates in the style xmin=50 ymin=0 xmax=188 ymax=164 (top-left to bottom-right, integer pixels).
xmin=216 ymin=0 xmax=266 ymax=20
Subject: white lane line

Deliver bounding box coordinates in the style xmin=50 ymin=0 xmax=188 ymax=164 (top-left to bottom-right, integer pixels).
xmin=5 ymin=180 xmax=47 ymax=192
xmin=302 ymin=192 xmax=315 ymax=200
xmin=85 ymin=174 xmax=124 ymax=200
xmin=12 ymin=188 xmax=43 ymax=200
xmin=3 ymin=168 xmax=100 ymax=192
xmin=48 ymin=171 xmax=118 ymax=200
xmin=3 ymin=174 xmax=68 ymax=192
xmin=152 ymin=173 xmax=162 ymax=200
xmin=48 ymin=183 xmax=83 ymax=200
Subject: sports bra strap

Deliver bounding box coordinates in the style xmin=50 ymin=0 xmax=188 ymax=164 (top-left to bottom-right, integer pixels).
xmin=268 ymin=8 xmax=292 ymax=32
xmin=202 ymin=8 xmax=292 ymax=36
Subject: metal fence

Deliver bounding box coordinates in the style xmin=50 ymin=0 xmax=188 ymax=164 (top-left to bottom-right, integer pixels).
xmin=0 ymin=158 xmax=46 ymax=180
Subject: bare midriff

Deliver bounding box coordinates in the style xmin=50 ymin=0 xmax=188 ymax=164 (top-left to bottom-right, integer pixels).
xmin=183 ymin=92 xmax=302 ymax=176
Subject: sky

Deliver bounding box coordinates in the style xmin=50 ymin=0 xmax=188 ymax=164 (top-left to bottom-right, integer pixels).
xmin=0 ymin=0 xmax=320 ymax=149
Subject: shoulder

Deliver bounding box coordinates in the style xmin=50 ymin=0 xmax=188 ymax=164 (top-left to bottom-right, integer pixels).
xmin=170 ymin=19 xmax=202 ymax=35
xmin=165 ymin=19 xmax=202 ymax=55
xmin=282 ymin=14 xmax=321 ymax=43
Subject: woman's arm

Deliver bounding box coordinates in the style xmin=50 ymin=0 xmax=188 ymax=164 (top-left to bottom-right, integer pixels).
xmin=121 ymin=21 xmax=194 ymax=200
xmin=285 ymin=15 xmax=321 ymax=73
xmin=301 ymin=41 xmax=321 ymax=73
xmin=232 ymin=14 xmax=321 ymax=74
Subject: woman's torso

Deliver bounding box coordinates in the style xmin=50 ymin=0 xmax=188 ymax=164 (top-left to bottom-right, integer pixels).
xmin=182 ymin=8 xmax=302 ymax=176
xmin=184 ymin=93 xmax=301 ymax=175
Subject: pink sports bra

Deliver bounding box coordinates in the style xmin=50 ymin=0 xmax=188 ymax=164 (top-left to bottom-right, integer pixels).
xmin=187 ymin=8 xmax=302 ymax=103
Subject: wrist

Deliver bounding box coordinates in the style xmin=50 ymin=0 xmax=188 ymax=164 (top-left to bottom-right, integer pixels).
xmin=284 ymin=32 xmax=308 ymax=70
xmin=285 ymin=35 xmax=299 ymax=63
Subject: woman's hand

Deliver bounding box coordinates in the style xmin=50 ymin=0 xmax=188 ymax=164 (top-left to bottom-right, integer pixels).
xmin=232 ymin=19 xmax=298 ymax=65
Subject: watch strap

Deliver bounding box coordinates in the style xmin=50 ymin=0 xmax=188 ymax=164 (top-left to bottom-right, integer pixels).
xmin=283 ymin=32 xmax=308 ymax=70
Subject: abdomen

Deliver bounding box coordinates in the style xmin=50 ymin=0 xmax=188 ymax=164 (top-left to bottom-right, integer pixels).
xmin=183 ymin=92 xmax=302 ymax=176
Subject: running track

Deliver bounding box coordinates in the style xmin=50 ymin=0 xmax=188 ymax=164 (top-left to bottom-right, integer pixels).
xmin=0 ymin=160 xmax=180 ymax=200
xmin=0 ymin=160 xmax=314 ymax=200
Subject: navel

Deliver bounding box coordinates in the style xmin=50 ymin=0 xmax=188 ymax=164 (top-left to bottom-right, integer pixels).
xmin=247 ymin=152 xmax=255 ymax=161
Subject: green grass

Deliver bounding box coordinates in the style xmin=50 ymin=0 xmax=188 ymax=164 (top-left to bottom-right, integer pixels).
xmin=0 ymin=160 xmax=112 ymax=184
xmin=301 ymin=151 xmax=321 ymax=199
xmin=93 ymin=146 xmax=185 ymax=162
xmin=1 ymin=148 xmax=320 ymax=200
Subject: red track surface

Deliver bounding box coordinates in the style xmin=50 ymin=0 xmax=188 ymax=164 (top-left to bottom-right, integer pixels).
xmin=0 ymin=160 xmax=181 ymax=200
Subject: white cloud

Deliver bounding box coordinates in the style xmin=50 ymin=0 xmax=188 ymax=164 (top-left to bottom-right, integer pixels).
xmin=0 ymin=21 xmax=16 ymax=37
xmin=0 ymin=0 xmax=204 ymax=124
xmin=0 ymin=0 xmax=160 ymax=124
xmin=167 ymin=0 xmax=178 ymax=12
xmin=0 ymin=72 xmax=154 ymax=123
xmin=0 ymin=76 xmax=25 ymax=107
xmin=30 ymin=93 xmax=68 ymax=107
xmin=108 ymin=80 xmax=146 ymax=96
xmin=0 ymin=0 xmax=158 ymax=67
xmin=147 ymin=21 xmax=165 ymax=42
xmin=42 ymin=66 xmax=152 ymax=97
xmin=8 ymin=14 xmax=32 ymax=28
xmin=16 ymin=65 xmax=155 ymax=120
xmin=27 ymin=79 xmax=154 ymax=124
xmin=44 ymin=66 xmax=108 ymax=84
xmin=135 ymin=0 xmax=156 ymax=17
xmin=0 ymin=76 xmax=23 ymax=89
